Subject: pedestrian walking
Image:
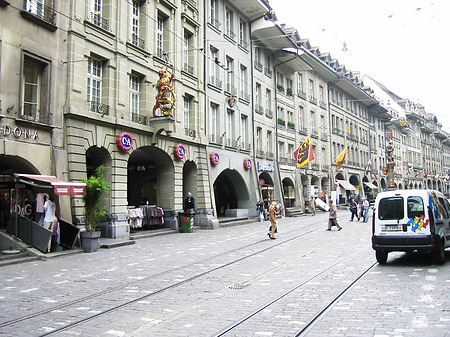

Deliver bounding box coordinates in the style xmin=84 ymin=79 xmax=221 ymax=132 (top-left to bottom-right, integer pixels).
xmin=310 ymin=196 xmax=316 ymax=216
xmin=349 ymin=194 xmax=358 ymax=221
xmin=267 ymin=201 xmax=278 ymax=239
xmin=362 ymin=196 xmax=370 ymax=222
xmin=358 ymin=196 xmax=363 ymax=221
xmin=327 ymin=199 xmax=342 ymax=231
xmin=256 ymin=197 xmax=265 ymax=222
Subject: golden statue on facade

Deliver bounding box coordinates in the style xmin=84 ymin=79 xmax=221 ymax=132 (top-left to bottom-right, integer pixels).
xmin=153 ymin=65 xmax=176 ymax=117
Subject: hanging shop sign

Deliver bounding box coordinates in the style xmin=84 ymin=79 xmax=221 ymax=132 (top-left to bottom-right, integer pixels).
xmin=116 ymin=132 xmax=133 ymax=151
xmin=243 ymin=158 xmax=252 ymax=170
xmin=259 ymin=179 xmax=265 ymax=186
xmin=210 ymin=152 xmax=220 ymax=165
xmin=174 ymin=143 xmax=186 ymax=160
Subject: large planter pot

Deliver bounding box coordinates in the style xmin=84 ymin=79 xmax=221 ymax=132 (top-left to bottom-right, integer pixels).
xmin=80 ymin=231 xmax=101 ymax=253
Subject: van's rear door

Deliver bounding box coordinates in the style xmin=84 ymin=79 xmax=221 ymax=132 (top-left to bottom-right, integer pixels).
xmin=376 ymin=195 xmax=430 ymax=236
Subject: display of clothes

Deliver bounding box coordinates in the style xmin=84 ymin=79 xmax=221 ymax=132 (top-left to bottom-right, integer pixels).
xmin=35 ymin=193 xmax=49 ymax=213
xmin=127 ymin=205 xmax=164 ymax=229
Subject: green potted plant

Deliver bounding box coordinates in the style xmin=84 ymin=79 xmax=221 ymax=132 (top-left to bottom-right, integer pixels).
xmin=80 ymin=165 xmax=110 ymax=253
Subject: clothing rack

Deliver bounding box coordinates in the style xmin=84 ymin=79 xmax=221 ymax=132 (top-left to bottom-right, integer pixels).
xmin=127 ymin=205 xmax=164 ymax=229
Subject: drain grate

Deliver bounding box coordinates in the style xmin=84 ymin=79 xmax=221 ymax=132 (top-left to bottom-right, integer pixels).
xmin=228 ymin=283 xmax=250 ymax=290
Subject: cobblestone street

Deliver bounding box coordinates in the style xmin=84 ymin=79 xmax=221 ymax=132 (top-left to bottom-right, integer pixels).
xmin=1 ymin=210 xmax=450 ymax=337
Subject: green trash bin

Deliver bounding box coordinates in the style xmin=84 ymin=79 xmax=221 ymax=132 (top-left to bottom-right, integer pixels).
xmin=179 ymin=212 xmax=194 ymax=233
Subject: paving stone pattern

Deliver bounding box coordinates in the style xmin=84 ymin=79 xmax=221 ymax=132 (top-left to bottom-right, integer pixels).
xmin=1 ymin=210 xmax=450 ymax=337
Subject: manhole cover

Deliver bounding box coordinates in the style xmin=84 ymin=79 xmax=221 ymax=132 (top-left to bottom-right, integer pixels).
xmin=228 ymin=283 xmax=249 ymax=290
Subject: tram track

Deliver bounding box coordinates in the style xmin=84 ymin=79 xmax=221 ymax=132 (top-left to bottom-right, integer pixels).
xmin=0 ymin=220 xmax=324 ymax=336
xmin=212 ymin=257 xmax=377 ymax=337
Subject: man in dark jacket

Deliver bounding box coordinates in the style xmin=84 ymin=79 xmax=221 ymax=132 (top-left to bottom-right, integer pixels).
xmin=184 ymin=192 xmax=195 ymax=213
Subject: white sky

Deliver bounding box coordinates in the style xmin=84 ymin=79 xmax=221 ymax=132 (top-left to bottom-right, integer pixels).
xmin=270 ymin=0 xmax=450 ymax=131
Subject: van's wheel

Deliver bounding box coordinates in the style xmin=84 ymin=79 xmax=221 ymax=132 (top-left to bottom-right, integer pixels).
xmin=376 ymin=250 xmax=388 ymax=264
xmin=434 ymin=239 xmax=445 ymax=265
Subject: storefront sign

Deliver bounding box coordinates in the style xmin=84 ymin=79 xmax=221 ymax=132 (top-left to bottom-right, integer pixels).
xmin=0 ymin=125 xmax=39 ymax=141
xmin=54 ymin=185 xmax=86 ymax=195
xmin=259 ymin=179 xmax=265 ymax=186
xmin=257 ymin=162 xmax=274 ymax=172
xmin=210 ymin=152 xmax=220 ymax=165
xmin=174 ymin=144 xmax=186 ymax=160
xmin=116 ymin=132 xmax=133 ymax=151
xmin=243 ymin=158 xmax=252 ymax=170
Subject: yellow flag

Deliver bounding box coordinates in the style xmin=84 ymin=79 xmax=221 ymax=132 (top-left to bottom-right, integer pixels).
xmin=335 ymin=147 xmax=348 ymax=169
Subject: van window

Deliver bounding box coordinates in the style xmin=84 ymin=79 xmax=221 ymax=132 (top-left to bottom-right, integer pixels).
xmin=379 ymin=197 xmax=404 ymax=220
xmin=438 ymin=198 xmax=450 ymax=219
xmin=407 ymin=196 xmax=425 ymax=219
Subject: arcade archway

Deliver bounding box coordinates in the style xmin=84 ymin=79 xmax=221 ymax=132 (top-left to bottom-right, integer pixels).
xmin=183 ymin=161 xmax=198 ymax=203
xmin=0 ymin=156 xmax=39 ymax=229
xmin=127 ymin=147 xmax=174 ymax=210
xmin=213 ymin=169 xmax=250 ymax=217
xmin=282 ymin=177 xmax=295 ymax=208
xmin=86 ymin=146 xmax=112 ymax=213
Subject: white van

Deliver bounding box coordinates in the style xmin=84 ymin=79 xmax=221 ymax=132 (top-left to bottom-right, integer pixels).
xmin=372 ymin=189 xmax=450 ymax=264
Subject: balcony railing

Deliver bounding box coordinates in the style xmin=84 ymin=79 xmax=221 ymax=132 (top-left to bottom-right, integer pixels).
xmin=226 ymin=83 xmax=237 ymax=94
xmin=256 ymin=149 xmax=265 ymax=157
xmin=254 ymin=60 xmax=263 ymax=71
xmin=265 ymin=109 xmax=273 ymax=118
xmin=224 ymin=29 xmax=236 ymax=40
xmin=24 ymin=0 xmax=56 ymax=26
xmin=210 ymin=134 xmax=223 ymax=145
xmin=90 ymin=12 xmax=109 ymax=30
xmin=239 ymin=40 xmax=249 ymax=50
xmin=297 ymin=90 xmax=307 ymax=99
xmin=18 ymin=107 xmax=50 ymax=124
xmin=131 ymin=113 xmax=149 ymax=125
xmin=185 ymin=128 xmax=196 ymax=137
xmin=255 ymin=104 xmax=264 ymax=114
xmin=89 ymin=101 xmax=109 ymax=116
xmin=239 ymin=91 xmax=250 ymax=101
xmin=183 ymin=63 xmax=194 ymax=75
xmin=264 ymin=67 xmax=272 ymax=78
xmin=131 ymin=34 xmax=145 ymax=49
xmin=267 ymin=151 xmax=274 ymax=159
xmin=209 ymin=16 xmax=221 ymax=30
xmin=309 ymin=96 xmax=317 ymax=105
xmin=209 ymin=76 xmax=222 ymax=89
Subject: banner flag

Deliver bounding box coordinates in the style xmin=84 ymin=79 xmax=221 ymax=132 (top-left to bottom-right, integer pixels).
xmin=335 ymin=147 xmax=348 ymax=169
xmin=294 ymin=137 xmax=315 ymax=168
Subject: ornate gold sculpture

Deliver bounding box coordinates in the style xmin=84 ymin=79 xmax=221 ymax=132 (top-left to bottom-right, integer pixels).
xmin=153 ymin=66 xmax=176 ymax=116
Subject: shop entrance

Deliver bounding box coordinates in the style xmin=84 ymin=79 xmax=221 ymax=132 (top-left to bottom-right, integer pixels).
xmin=213 ymin=169 xmax=249 ymax=217
xmin=0 ymin=155 xmax=38 ymax=229
xmin=127 ymin=147 xmax=174 ymax=210
xmin=282 ymin=178 xmax=295 ymax=208
xmin=258 ymin=172 xmax=274 ymax=209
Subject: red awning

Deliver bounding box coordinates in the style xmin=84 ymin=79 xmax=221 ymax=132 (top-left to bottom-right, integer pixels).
xmin=17 ymin=174 xmax=86 ymax=195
